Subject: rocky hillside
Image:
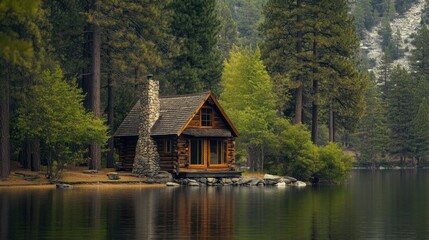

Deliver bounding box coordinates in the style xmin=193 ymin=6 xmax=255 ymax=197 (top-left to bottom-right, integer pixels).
xmin=361 ymin=0 xmax=425 ymax=76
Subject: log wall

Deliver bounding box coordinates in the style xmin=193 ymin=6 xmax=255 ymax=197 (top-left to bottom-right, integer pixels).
xmin=118 ymin=136 xmax=138 ymax=170
xmin=155 ymin=137 xmax=178 ymax=173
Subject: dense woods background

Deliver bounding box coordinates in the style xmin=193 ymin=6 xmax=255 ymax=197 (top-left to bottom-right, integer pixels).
xmin=1 ymin=0 xmax=429 ymax=182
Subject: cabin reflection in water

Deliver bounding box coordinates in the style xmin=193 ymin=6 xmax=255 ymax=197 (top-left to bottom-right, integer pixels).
xmin=154 ymin=187 xmax=235 ymax=239
xmin=0 ymin=186 xmax=235 ymax=239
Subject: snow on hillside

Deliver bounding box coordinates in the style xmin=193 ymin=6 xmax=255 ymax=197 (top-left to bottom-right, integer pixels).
xmin=361 ymin=0 xmax=425 ymax=76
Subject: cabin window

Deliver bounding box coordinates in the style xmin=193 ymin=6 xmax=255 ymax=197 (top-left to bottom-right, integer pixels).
xmin=164 ymin=139 xmax=172 ymax=153
xmin=201 ymin=108 xmax=213 ymax=126
xmin=190 ymin=139 xmax=203 ymax=165
xmin=210 ymin=140 xmax=226 ymax=165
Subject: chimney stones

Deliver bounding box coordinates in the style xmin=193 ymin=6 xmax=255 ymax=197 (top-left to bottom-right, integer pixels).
xmin=132 ymin=74 xmax=160 ymax=178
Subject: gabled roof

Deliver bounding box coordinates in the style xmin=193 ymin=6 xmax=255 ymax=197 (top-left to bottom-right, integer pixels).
xmin=113 ymin=91 xmax=239 ymax=137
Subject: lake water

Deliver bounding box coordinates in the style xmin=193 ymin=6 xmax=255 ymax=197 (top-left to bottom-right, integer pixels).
xmin=1 ymin=170 xmax=429 ymax=239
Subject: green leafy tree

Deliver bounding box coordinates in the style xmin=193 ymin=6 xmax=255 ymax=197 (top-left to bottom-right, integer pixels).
xmin=17 ymin=69 xmax=108 ymax=181
xmin=315 ymin=142 xmax=352 ymax=184
xmin=220 ymin=46 xmax=277 ymax=171
xmin=169 ymin=0 xmax=223 ymax=94
xmin=267 ymin=119 xmax=319 ymax=180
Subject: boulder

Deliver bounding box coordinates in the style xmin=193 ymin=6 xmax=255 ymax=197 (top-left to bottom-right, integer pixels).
xmin=294 ymin=181 xmax=306 ymax=187
xmin=188 ymin=181 xmax=200 ymax=186
xmin=154 ymin=171 xmax=173 ymax=183
xmin=263 ymin=174 xmax=282 ymax=181
xmin=106 ymin=172 xmax=120 ymax=180
xmin=264 ymin=179 xmax=278 ymax=186
xmin=276 ymin=182 xmax=286 ymax=187
xmin=198 ymin=178 xmax=207 ymax=184
xmin=280 ymin=178 xmax=292 ymax=184
xmin=56 ymin=183 xmax=73 ymax=189
xmin=231 ymin=178 xmax=240 ymax=183
xmin=207 ymin=178 xmax=216 ymax=183
xmin=83 ymin=170 xmax=98 ymax=174
xmin=166 ymin=182 xmax=180 ymax=187
xmin=238 ymin=177 xmax=254 ymax=185
xmin=250 ymin=178 xmax=261 ymax=186
xmin=284 ymin=176 xmax=297 ymax=182
xmin=222 ymin=178 xmax=232 ymax=184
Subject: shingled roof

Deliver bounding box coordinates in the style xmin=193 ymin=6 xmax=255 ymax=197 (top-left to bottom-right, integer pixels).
xmin=114 ymin=91 xmax=239 ymax=137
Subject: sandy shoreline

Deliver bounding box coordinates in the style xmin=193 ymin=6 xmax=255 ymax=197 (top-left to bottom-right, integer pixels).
xmin=0 ymin=166 xmax=163 ymax=187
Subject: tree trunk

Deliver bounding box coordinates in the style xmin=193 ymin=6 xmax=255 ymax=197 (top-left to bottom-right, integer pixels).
xmin=329 ymin=104 xmax=334 ymax=142
xmin=31 ymin=139 xmax=40 ymax=172
xmin=295 ymin=85 xmax=303 ymax=124
xmin=88 ymin=0 xmax=101 ymax=170
xmin=311 ymin=36 xmax=318 ymax=144
xmin=106 ymin=48 xmax=115 ymax=168
xmin=0 ymin=78 xmax=10 ymax=179
xmin=294 ymin=0 xmax=303 ymax=124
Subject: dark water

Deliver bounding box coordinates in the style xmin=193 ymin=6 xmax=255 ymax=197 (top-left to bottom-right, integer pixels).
xmin=1 ymin=170 xmax=429 ymax=239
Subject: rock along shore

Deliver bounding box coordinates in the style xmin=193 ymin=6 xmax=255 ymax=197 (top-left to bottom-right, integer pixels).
xmin=166 ymin=174 xmax=307 ymax=187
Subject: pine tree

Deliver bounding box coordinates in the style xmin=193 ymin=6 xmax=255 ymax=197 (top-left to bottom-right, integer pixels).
xmin=216 ymin=0 xmax=238 ymax=58
xmin=229 ymin=0 xmax=262 ymax=47
xmin=410 ymin=98 xmax=429 ymax=165
xmin=0 ymin=0 xmax=43 ymax=178
xmin=169 ymin=0 xmax=223 ymax=94
xmin=410 ymin=24 xmax=429 ymax=79
xmin=386 ymin=66 xmax=415 ymax=164
xmin=261 ymin=0 xmax=313 ymax=123
xmin=353 ymin=74 xmax=389 ymax=164
xmin=378 ymin=49 xmax=393 ymax=98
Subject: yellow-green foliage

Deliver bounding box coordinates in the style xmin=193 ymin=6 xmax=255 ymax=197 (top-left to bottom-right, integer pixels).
xmin=271 ymin=118 xmax=320 ymax=180
xmin=220 ymin=45 xmax=277 ymax=159
xmin=316 ymin=143 xmax=352 ymax=184
xmin=17 ymin=68 xmax=109 ymax=179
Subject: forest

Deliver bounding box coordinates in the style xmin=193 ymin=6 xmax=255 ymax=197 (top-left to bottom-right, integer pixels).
xmin=1 ymin=0 xmax=429 ymax=183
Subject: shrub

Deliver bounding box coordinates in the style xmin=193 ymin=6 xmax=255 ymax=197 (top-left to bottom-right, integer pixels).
xmin=315 ymin=143 xmax=352 ymax=184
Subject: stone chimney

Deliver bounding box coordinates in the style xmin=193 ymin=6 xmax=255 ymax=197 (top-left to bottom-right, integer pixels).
xmin=145 ymin=74 xmax=160 ymax=130
xmin=133 ymin=74 xmax=160 ymax=178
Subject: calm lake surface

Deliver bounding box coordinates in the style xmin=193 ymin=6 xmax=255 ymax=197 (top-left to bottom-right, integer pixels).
xmin=1 ymin=170 xmax=429 ymax=239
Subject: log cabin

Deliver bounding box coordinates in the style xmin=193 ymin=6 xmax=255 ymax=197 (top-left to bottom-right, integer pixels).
xmin=114 ymin=77 xmax=240 ymax=178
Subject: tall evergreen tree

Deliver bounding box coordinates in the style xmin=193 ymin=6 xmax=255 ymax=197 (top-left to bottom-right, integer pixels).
xmin=410 ymin=98 xmax=429 ymax=165
xmin=169 ymin=0 xmax=223 ymax=94
xmin=216 ymin=0 xmax=238 ymax=58
xmin=85 ymin=0 xmax=102 ymax=170
xmin=353 ymin=74 xmax=389 ymax=164
xmin=100 ymin=0 xmax=175 ymax=166
xmin=261 ymin=0 xmax=313 ymax=123
xmin=410 ymin=24 xmax=429 ymax=79
xmin=378 ymin=49 xmax=393 ymax=98
xmin=228 ymin=0 xmax=263 ymax=47
xmin=262 ymin=0 xmax=365 ymax=144
xmin=386 ymin=66 xmax=415 ymax=164
xmin=0 ymin=0 xmax=43 ymax=178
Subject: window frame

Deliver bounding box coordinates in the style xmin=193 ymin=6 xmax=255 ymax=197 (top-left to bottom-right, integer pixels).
xmin=200 ymin=107 xmax=213 ymax=127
